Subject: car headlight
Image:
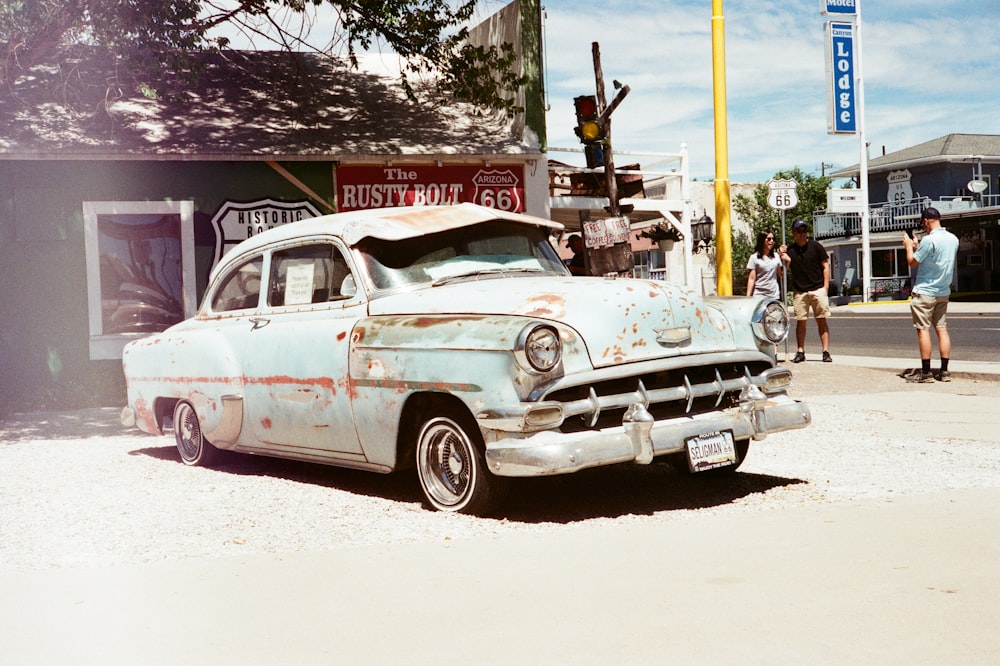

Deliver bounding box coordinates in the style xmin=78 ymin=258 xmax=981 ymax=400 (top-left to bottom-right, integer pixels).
xmin=515 ymin=324 xmax=562 ymax=373
xmin=752 ymin=300 xmax=788 ymax=344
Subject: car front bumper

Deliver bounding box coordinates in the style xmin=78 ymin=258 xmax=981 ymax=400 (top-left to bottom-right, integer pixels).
xmin=482 ymin=391 xmax=810 ymax=477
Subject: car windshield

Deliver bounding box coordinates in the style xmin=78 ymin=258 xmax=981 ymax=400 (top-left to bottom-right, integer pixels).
xmin=355 ymin=219 xmax=570 ymax=290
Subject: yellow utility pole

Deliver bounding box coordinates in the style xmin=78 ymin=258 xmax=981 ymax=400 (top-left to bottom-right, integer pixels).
xmin=711 ymin=0 xmax=732 ymax=295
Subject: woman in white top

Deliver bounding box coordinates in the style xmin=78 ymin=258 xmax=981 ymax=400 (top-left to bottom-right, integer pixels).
xmin=746 ymin=231 xmax=783 ymax=299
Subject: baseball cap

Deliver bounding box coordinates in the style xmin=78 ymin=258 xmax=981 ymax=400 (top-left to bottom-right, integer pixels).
xmin=791 ymin=220 xmax=808 ymax=231
xmin=920 ymin=207 xmax=941 ymax=220
xmin=565 ymin=233 xmax=582 ymax=247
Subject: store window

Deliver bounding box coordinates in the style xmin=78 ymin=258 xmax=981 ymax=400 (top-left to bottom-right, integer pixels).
xmin=632 ymin=249 xmax=667 ymax=281
xmin=83 ymin=201 xmax=196 ymax=359
xmin=870 ymin=246 xmax=909 ymax=278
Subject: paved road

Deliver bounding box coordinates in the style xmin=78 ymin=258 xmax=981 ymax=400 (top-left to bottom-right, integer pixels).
xmin=824 ymin=300 xmax=1000 ymax=363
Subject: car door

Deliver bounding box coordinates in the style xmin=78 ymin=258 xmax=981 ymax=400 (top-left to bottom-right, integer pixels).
xmin=238 ymin=240 xmax=366 ymax=458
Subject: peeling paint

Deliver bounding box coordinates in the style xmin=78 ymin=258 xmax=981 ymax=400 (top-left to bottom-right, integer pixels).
xmin=276 ymin=388 xmax=320 ymax=403
xmin=134 ymin=398 xmax=159 ymax=434
xmin=516 ymin=293 xmax=567 ymax=319
xmin=353 ymin=378 xmax=482 ymax=392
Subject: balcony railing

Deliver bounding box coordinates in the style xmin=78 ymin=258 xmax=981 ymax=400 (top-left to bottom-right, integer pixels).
xmin=813 ymin=193 xmax=1000 ymax=240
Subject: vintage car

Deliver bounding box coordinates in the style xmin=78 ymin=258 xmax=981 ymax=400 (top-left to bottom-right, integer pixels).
xmin=121 ymin=203 xmax=811 ymax=514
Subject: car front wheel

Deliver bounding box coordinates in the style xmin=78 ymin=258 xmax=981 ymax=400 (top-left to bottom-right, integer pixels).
xmin=173 ymin=401 xmax=220 ymax=467
xmin=415 ymin=412 xmax=506 ymax=515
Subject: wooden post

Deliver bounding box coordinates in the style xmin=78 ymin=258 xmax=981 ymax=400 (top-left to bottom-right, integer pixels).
xmin=592 ymin=42 xmax=618 ymax=217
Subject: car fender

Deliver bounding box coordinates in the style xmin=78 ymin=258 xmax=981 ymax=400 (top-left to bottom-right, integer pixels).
xmin=123 ymin=322 xmax=244 ymax=443
xmin=347 ymin=315 xmax=582 ymax=468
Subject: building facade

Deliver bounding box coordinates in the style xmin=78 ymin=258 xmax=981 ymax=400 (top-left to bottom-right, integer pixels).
xmin=0 ymin=1 xmax=546 ymax=414
xmin=820 ymin=134 xmax=1000 ymax=301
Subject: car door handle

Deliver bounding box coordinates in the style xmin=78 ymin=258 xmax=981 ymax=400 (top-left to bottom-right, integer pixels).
xmin=249 ymin=316 xmax=270 ymax=330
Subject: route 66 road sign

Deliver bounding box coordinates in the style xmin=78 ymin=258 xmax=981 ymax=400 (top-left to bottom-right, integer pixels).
xmin=767 ymin=178 xmax=799 ymax=210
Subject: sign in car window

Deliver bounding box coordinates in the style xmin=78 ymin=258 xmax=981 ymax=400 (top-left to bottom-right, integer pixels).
xmin=283 ymin=261 xmax=316 ymax=306
xmin=336 ymin=165 xmax=524 ymax=213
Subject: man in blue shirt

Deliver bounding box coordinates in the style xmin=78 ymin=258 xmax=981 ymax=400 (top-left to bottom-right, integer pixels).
xmin=902 ymin=207 xmax=959 ymax=383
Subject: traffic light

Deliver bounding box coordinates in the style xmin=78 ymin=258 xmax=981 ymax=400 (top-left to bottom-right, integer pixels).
xmin=573 ymin=95 xmax=605 ymax=145
xmin=584 ymin=144 xmax=605 ymax=169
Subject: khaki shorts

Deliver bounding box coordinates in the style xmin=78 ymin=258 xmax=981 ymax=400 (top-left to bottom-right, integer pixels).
xmin=910 ymin=293 xmax=949 ymax=330
xmin=792 ymin=287 xmax=830 ymax=321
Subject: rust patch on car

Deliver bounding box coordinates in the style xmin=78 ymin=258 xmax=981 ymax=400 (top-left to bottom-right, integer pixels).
xmin=246 ymin=375 xmax=336 ymax=393
xmin=601 ymin=345 xmax=626 ymax=364
xmin=261 ymin=417 xmax=272 ymax=429
xmin=406 ymin=317 xmax=454 ymax=327
xmin=134 ymin=398 xmax=160 ymax=434
xmin=515 ymin=293 xmax=566 ymax=319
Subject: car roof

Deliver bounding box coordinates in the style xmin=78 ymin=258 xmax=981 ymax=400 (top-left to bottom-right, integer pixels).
xmin=234 ymin=203 xmax=564 ymax=252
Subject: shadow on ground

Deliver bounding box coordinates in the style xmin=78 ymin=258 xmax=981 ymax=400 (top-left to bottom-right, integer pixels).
xmin=0 ymin=407 xmax=123 ymax=442
xmin=132 ymin=442 xmax=805 ymax=523
xmin=3 ymin=407 xmax=806 ymax=523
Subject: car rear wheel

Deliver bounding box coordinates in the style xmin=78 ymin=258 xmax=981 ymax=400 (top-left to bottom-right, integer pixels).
xmin=173 ymin=401 xmax=220 ymax=467
xmin=415 ymin=411 xmax=506 ymax=515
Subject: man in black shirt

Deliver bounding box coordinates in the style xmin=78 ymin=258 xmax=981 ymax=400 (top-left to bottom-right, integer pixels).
xmin=779 ymin=220 xmax=832 ymax=363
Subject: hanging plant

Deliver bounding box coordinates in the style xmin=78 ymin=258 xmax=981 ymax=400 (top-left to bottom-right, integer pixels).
xmin=636 ymin=223 xmax=683 ymax=242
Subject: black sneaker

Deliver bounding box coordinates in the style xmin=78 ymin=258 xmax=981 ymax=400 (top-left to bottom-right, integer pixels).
xmin=936 ymin=370 xmax=952 ymax=382
xmin=792 ymin=351 xmax=806 ymax=363
xmin=822 ymin=351 xmax=832 ymax=363
xmin=906 ymin=371 xmax=934 ymax=384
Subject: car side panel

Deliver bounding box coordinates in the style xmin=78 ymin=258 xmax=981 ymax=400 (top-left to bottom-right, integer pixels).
xmin=122 ymin=316 xmax=246 ymax=443
xmin=348 ymin=316 xmax=545 ymax=469
xmin=237 ymin=302 xmax=365 ymax=457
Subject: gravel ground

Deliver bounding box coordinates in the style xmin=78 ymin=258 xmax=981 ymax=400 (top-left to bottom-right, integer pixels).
xmin=3 ymin=362 xmax=999 ymax=572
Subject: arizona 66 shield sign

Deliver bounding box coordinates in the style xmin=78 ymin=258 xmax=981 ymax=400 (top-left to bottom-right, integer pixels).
xmin=336 ymin=165 xmax=524 ymax=213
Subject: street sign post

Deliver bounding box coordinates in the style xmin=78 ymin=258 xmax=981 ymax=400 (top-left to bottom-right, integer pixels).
xmin=766 ymin=178 xmax=799 ymax=362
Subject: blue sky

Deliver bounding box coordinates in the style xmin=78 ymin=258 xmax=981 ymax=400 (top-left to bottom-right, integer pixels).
xmin=540 ymin=0 xmax=1000 ymax=182
xmin=209 ymin=0 xmax=1000 ymax=184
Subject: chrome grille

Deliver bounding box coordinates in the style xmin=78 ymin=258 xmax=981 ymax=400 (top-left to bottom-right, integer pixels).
xmin=548 ymin=361 xmax=771 ymax=433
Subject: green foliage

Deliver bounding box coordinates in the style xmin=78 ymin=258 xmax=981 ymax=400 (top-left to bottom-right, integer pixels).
xmin=0 ymin=0 xmax=525 ymax=117
xmin=731 ymin=166 xmax=833 ymax=270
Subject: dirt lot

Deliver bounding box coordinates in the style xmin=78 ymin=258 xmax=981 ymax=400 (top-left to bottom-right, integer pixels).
xmin=2 ymin=358 xmax=998 ymax=572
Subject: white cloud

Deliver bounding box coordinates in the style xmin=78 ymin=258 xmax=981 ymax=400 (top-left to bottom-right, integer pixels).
xmin=544 ymin=1 xmax=1000 ymax=183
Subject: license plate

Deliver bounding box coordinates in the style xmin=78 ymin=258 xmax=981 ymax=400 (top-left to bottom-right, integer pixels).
xmin=685 ymin=430 xmax=737 ymax=472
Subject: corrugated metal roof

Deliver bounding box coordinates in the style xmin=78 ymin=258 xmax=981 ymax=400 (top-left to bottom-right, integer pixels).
xmin=0 ymin=49 xmax=536 ymax=160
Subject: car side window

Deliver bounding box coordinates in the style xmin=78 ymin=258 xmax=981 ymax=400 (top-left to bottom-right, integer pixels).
xmin=211 ymin=257 xmax=264 ymax=312
xmin=268 ymin=243 xmax=354 ymax=307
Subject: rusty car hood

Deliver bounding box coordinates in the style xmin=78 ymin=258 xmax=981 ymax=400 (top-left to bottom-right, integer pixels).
xmin=366 ymin=276 xmax=737 ymax=368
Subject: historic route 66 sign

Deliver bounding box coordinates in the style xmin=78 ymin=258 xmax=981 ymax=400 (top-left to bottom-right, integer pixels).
xmin=767 ymin=178 xmax=799 ymax=210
